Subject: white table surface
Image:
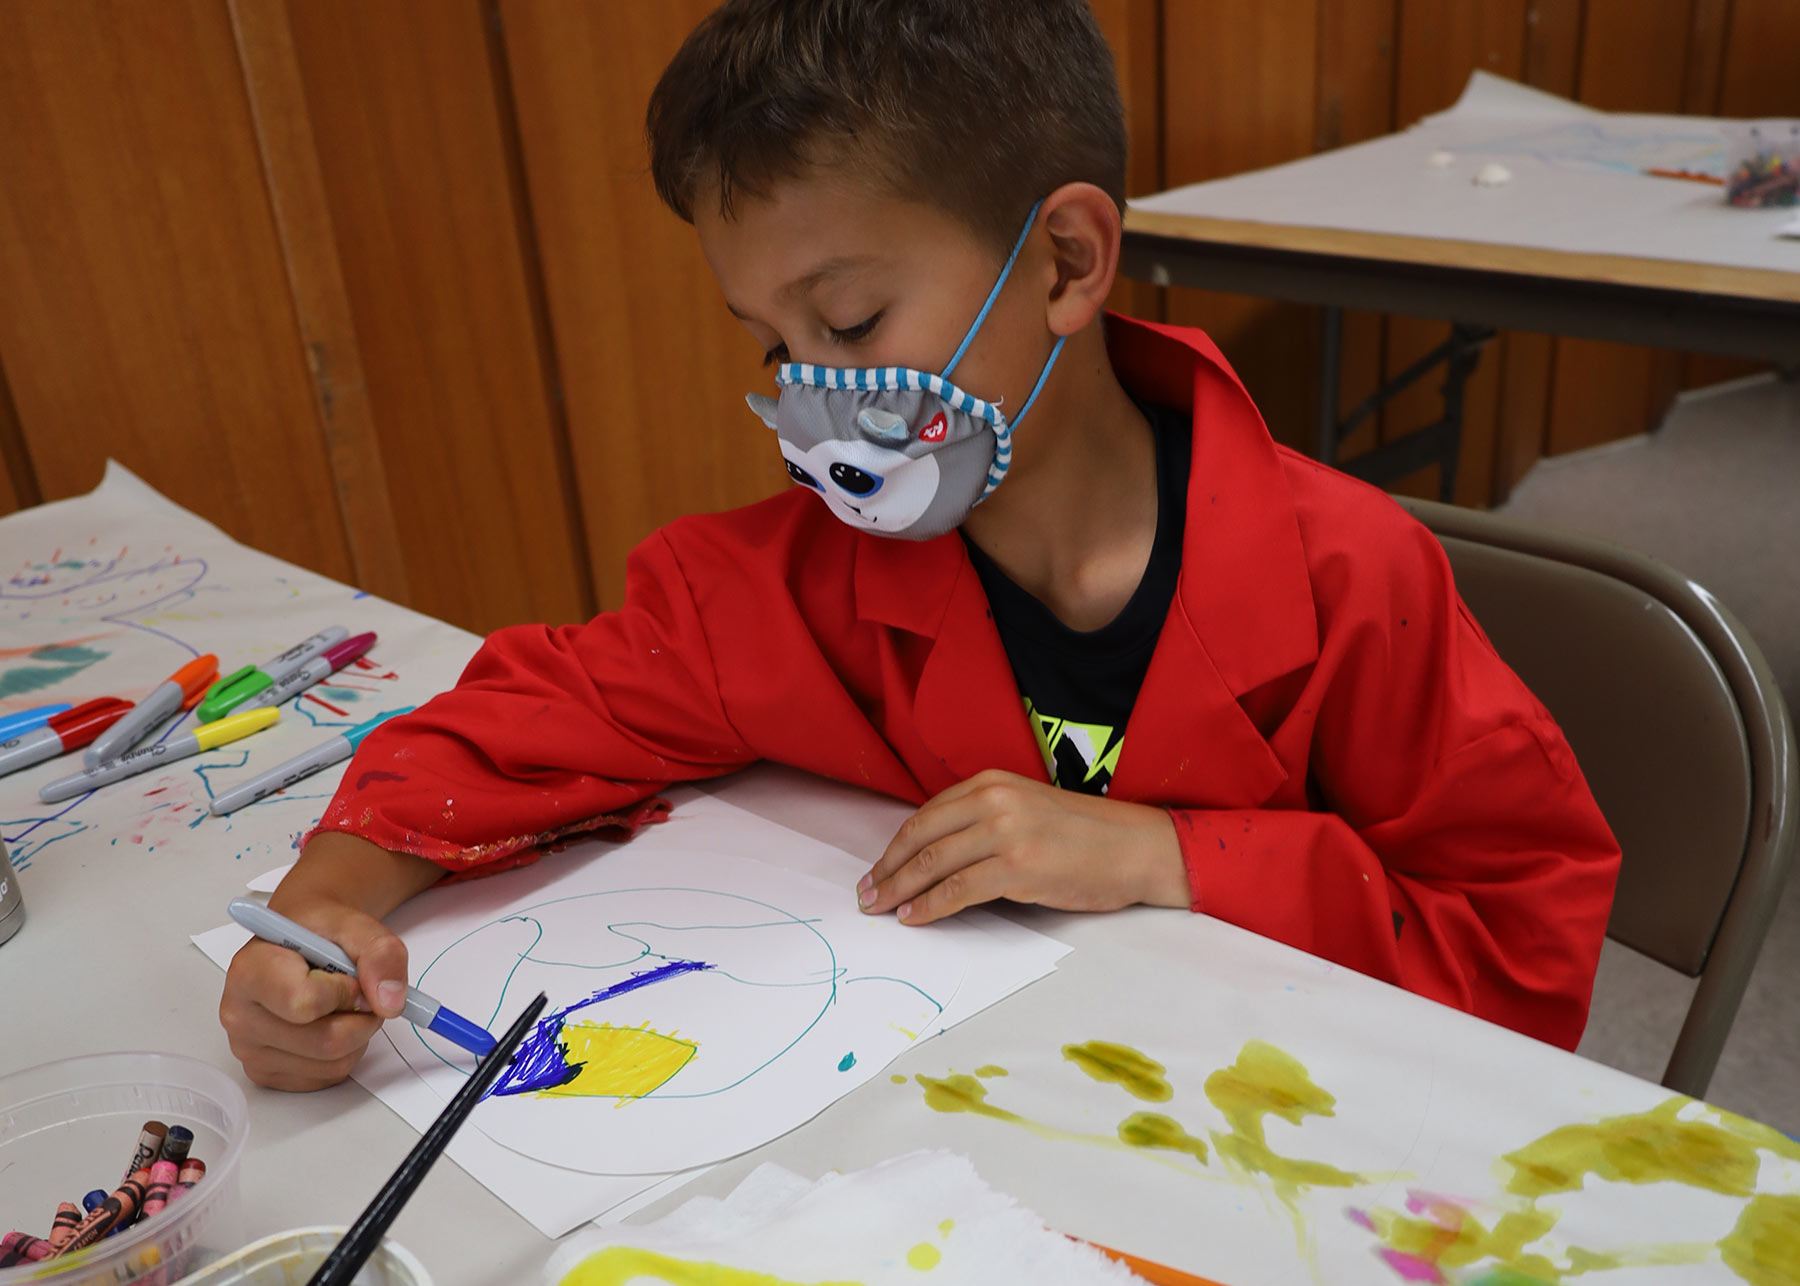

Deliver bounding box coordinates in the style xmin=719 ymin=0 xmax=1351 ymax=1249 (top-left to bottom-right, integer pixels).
xmin=6 ymin=469 xmax=1797 ymax=1286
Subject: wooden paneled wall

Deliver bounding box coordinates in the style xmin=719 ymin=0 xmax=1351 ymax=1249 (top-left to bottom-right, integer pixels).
xmin=0 ymin=0 xmax=1791 ymax=636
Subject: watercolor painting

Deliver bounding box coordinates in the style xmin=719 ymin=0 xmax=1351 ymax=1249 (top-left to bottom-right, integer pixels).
xmin=389 ymin=843 xmax=966 ymax=1176
xmin=910 ymin=1041 xmax=1800 ymax=1286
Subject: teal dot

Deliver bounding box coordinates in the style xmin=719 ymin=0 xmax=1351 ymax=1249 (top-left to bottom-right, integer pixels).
xmin=838 ymin=1052 xmax=856 ymax=1072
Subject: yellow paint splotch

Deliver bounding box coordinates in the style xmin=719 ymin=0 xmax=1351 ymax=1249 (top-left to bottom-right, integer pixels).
xmin=905 ymin=1243 xmax=941 ymax=1271
xmin=1118 ymin=1111 xmax=1208 ymax=1164
xmin=1720 ymin=1193 xmax=1800 ymax=1286
xmin=558 ymin=1246 xmax=859 ymax=1286
xmin=1204 ymin=1040 xmax=1364 ymax=1198
xmin=541 ymin=1022 xmax=696 ymax=1101
xmin=1062 ymin=1041 xmax=1172 ymax=1102
xmin=1503 ymin=1097 xmax=1763 ymax=1199
xmin=974 ymin=1065 xmax=1008 ymax=1078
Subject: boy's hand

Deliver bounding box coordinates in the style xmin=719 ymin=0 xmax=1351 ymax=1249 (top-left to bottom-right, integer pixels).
xmin=857 ymin=769 xmax=1190 ymax=925
xmin=218 ymin=831 xmax=442 ymax=1091
xmin=219 ymin=897 xmax=410 ymax=1092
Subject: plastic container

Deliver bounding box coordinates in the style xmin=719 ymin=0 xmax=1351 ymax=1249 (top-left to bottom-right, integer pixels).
xmin=0 ymin=1053 xmax=249 ymax=1285
xmin=171 ymin=1228 xmax=430 ymax=1286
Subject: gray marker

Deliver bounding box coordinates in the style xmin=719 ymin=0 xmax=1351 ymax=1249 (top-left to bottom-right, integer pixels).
xmin=38 ymin=707 xmax=279 ymax=802
xmin=226 ymin=900 xmax=496 ymax=1056
xmin=208 ymin=706 xmax=413 ymax=816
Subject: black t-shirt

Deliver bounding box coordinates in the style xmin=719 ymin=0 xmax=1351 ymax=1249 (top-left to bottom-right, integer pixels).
xmin=963 ymin=402 xmax=1191 ymax=796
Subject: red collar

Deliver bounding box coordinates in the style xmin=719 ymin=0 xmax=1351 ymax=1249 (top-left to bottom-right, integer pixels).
xmin=854 ymin=312 xmax=1318 ymax=701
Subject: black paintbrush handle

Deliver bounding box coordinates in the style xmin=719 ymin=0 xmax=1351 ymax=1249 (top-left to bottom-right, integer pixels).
xmin=305 ymin=991 xmax=549 ymax=1286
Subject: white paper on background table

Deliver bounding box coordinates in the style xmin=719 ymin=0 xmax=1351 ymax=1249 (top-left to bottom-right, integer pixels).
xmin=0 ymin=462 xmax=479 ymax=876
xmin=195 ymin=789 xmax=1070 ymax=1235
xmin=1132 ymin=70 xmax=1800 ymax=271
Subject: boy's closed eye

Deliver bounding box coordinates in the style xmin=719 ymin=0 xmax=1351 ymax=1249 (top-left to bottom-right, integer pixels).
xmin=760 ymin=312 xmax=886 ymax=367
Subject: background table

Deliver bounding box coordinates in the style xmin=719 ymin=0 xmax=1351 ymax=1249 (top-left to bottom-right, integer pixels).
xmin=1122 ymin=73 xmax=1800 ymax=498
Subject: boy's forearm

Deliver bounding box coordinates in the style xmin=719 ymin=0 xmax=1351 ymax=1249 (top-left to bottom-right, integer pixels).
xmin=271 ymin=830 xmax=445 ymax=921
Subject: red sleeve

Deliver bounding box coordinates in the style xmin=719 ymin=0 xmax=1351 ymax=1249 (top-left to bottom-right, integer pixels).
xmin=307 ymin=529 xmax=755 ymax=875
xmin=1171 ymin=517 xmax=1621 ymax=1050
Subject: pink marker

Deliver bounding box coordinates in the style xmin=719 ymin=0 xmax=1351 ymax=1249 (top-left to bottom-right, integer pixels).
xmin=240 ymin=633 xmax=377 ymax=711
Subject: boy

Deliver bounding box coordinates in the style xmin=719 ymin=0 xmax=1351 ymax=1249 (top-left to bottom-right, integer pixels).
xmin=220 ymin=0 xmax=1619 ymax=1092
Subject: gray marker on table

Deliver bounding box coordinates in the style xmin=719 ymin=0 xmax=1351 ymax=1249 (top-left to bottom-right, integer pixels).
xmin=208 ymin=706 xmax=413 ymax=816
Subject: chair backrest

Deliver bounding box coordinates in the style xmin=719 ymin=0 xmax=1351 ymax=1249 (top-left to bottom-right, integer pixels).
xmin=1394 ymin=497 xmax=1796 ymax=1095
xmin=1423 ymin=522 xmax=1750 ymax=972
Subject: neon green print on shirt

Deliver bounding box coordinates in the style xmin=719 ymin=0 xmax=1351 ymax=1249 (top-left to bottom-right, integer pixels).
xmin=1024 ymin=697 xmax=1124 ymax=793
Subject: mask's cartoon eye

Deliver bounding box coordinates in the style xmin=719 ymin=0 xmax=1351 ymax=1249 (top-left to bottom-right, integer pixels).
xmin=828 ymin=462 xmax=884 ymax=497
xmin=786 ymin=460 xmax=824 ymax=490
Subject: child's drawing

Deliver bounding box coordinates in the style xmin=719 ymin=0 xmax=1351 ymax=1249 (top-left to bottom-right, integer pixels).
xmin=386 ymin=826 xmax=966 ymax=1176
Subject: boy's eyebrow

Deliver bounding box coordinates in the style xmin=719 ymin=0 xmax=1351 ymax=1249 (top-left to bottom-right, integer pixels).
xmin=724 ymin=254 xmax=878 ymax=322
xmin=779 ymin=254 xmax=877 ymax=300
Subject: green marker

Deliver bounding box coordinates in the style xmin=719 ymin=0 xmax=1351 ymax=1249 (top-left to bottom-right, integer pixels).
xmin=198 ymin=625 xmax=347 ymax=721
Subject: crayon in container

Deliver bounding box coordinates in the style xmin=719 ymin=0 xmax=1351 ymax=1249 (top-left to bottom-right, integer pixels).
xmin=0 ymin=1053 xmax=247 ymax=1285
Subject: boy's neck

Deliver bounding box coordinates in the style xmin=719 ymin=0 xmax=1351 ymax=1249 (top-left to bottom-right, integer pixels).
xmin=959 ymin=322 xmax=1161 ymax=632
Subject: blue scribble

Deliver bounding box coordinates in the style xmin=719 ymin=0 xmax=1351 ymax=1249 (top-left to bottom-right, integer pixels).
xmin=486 ymin=958 xmax=713 ymax=1099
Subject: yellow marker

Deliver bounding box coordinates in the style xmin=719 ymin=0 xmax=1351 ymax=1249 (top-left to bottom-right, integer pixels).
xmin=192 ymin=706 xmax=280 ymax=750
xmin=37 ymin=706 xmax=281 ymax=802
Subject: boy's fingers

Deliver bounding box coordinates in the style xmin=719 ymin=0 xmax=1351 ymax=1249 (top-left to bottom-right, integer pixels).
xmin=228 ymin=938 xmax=360 ymax=1026
xmin=894 ymin=855 xmax=1009 ymax=926
xmin=863 ymin=822 xmax=991 ymax=915
xmin=284 ymin=901 xmax=412 ymax=1020
xmin=864 ymin=773 xmax=1020 ymax=893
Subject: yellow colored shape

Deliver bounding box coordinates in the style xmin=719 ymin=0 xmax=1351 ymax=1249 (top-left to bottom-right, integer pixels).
xmin=1062 ymin=1041 xmax=1172 ymax=1102
xmin=1720 ymin=1193 xmax=1800 ymax=1286
xmin=193 ymin=705 xmax=280 ymax=749
xmin=540 ymin=1022 xmax=696 ymax=1101
xmin=1503 ymin=1097 xmax=1762 ymax=1199
xmin=973 ymin=1065 xmax=1007 ymax=1078
xmin=905 ymin=1243 xmax=941 ymax=1271
xmin=891 ymin=1074 xmax=908 ymax=1084
xmin=559 ymin=1247 xmax=859 ymax=1286
xmin=1118 ymin=1112 xmax=1208 ymax=1164
xmin=1369 ymin=1202 xmax=1561 ymax=1283
xmin=937 ymin=1219 xmax=954 ymax=1237
xmin=1204 ymin=1040 xmax=1364 ymax=1202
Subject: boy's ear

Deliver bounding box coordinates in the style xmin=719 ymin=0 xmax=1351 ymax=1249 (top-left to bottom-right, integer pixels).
xmin=1039 ymin=182 xmax=1123 ymax=336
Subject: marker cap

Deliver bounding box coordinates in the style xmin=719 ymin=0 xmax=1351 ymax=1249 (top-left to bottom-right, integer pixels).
xmin=48 ymin=698 xmax=136 ymax=747
xmin=427 ymin=1008 xmax=497 ymax=1057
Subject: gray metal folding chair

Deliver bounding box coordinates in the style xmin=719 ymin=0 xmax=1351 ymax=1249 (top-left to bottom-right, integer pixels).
xmin=1396 ymin=496 xmax=1797 ymax=1100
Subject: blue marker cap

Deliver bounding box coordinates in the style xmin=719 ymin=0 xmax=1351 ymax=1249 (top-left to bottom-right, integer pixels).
xmin=0 ymin=703 xmax=73 ymax=740
xmin=83 ymin=1189 xmax=107 ymax=1212
xmin=344 ymin=705 xmax=415 ymax=751
xmin=428 ymin=1007 xmax=497 ymax=1057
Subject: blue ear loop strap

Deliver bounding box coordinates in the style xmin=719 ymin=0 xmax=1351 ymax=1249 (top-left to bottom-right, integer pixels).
xmin=939 ymin=199 xmax=1045 ymax=380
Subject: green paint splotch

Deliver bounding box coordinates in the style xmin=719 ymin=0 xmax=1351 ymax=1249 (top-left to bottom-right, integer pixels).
xmin=1205 ymin=1040 xmax=1365 ymax=1199
xmin=1119 ymin=1111 xmax=1208 ymax=1164
xmin=1366 ymin=1098 xmax=1800 ymax=1286
xmin=1062 ymin=1040 xmax=1172 ymax=1102
xmin=0 ymin=643 xmax=110 ymax=700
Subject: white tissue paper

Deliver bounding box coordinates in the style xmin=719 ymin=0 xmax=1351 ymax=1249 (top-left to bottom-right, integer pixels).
xmin=543 ymin=1150 xmax=1143 ymax=1285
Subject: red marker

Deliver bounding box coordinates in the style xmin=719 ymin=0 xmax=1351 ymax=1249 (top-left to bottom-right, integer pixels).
xmin=0 ymin=698 xmax=134 ymax=780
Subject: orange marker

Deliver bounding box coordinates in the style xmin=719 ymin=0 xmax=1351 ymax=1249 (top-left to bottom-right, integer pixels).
xmin=84 ymin=654 xmax=219 ymax=767
xmin=1071 ymin=1236 xmax=1228 ymax=1285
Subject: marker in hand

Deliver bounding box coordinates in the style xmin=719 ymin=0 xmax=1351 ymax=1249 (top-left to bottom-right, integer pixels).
xmin=226 ymin=900 xmax=496 ymax=1057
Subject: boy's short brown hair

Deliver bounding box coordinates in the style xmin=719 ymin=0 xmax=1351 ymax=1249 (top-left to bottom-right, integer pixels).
xmin=647 ymin=0 xmax=1128 ymax=252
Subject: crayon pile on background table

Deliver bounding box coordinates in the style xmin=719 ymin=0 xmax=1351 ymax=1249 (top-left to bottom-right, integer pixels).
xmin=0 ymin=1119 xmax=209 ymax=1265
